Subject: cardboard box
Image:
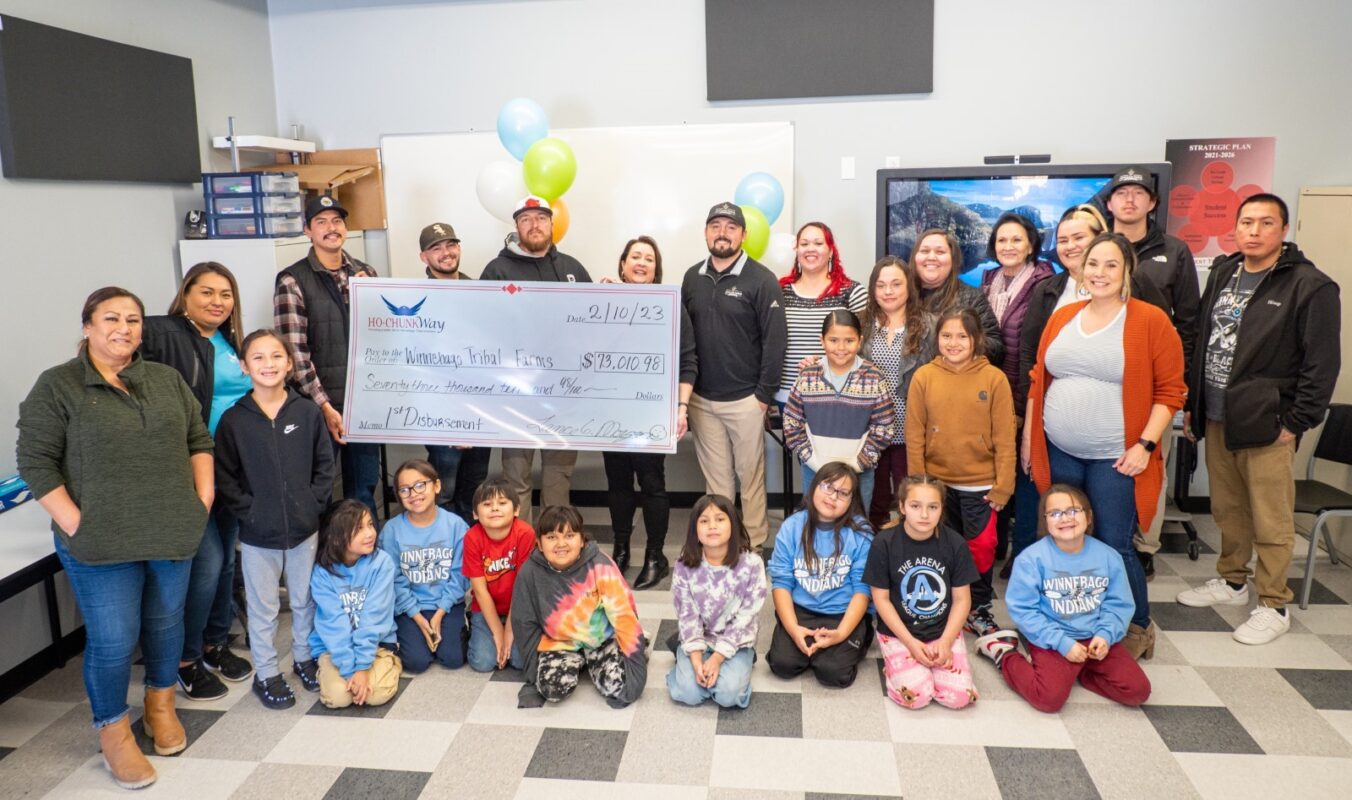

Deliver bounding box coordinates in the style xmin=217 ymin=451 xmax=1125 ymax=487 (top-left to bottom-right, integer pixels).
xmin=248 ymin=148 xmax=386 ymax=231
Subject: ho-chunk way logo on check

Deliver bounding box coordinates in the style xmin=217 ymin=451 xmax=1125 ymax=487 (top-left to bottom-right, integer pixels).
xmin=369 ymin=295 xmax=446 ymax=332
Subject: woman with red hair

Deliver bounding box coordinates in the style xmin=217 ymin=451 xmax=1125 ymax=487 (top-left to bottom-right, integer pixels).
xmin=777 ymin=222 xmax=867 ymax=405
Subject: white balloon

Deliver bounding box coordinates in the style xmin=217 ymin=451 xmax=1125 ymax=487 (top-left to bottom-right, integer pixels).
xmin=761 ymin=231 xmax=796 ymax=272
xmin=476 ymin=160 xmax=529 ymax=222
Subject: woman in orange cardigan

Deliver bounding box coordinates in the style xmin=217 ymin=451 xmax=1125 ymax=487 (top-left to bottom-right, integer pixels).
xmin=1022 ymin=232 xmax=1185 ymax=660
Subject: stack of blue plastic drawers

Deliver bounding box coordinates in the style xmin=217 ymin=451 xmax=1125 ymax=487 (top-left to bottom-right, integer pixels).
xmin=203 ymin=172 xmax=304 ymax=238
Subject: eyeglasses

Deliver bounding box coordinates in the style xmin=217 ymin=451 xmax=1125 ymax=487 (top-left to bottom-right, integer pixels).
xmin=816 ymin=482 xmax=852 ymax=501
xmin=1044 ymin=507 xmax=1085 ymax=522
xmin=397 ymin=480 xmax=433 ymax=498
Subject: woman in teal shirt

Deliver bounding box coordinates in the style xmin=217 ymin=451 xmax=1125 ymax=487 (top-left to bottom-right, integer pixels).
xmin=142 ymin=262 xmax=255 ymax=698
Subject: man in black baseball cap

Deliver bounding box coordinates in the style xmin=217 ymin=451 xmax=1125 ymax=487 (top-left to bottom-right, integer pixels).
xmin=419 ymin=222 xmax=463 ymax=279
xmin=274 ymin=192 xmax=380 ymax=516
xmin=679 ymin=201 xmax=786 ymax=551
xmin=417 ymin=220 xmax=488 ymax=520
xmin=1105 ymin=166 xmax=1200 ymax=581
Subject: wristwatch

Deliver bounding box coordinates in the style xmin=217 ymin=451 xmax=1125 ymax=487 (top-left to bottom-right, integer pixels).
xmin=1137 ymin=438 xmax=1157 ymax=452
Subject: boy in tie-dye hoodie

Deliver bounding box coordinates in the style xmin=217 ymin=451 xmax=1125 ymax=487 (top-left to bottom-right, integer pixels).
xmin=511 ymin=505 xmax=648 ymax=708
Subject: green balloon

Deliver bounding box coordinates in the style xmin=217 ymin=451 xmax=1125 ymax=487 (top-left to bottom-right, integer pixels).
xmin=741 ymin=205 xmax=770 ymax=260
xmin=522 ymin=137 xmax=577 ymax=201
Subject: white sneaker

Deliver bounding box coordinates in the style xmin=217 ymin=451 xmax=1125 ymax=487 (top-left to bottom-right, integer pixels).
xmin=1177 ymin=578 xmax=1250 ymax=608
xmin=974 ymin=630 xmax=1020 ymax=663
xmin=1232 ymin=606 xmax=1291 ymax=645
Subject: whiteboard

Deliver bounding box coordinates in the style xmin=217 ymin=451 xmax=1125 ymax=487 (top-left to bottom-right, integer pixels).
xmin=342 ymin=278 xmax=680 ymax=453
xmin=380 ymin=122 xmax=794 ymax=282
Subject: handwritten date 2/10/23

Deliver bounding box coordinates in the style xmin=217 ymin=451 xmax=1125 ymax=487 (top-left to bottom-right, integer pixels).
xmin=581 ymin=352 xmax=664 ymax=374
xmin=567 ymin=301 xmax=666 ymax=325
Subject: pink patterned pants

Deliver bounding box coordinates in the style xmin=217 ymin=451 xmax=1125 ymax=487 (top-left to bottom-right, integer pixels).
xmin=877 ymin=631 xmax=978 ymax=710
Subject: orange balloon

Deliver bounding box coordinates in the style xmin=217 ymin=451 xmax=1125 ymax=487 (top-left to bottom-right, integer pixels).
xmin=551 ymin=197 xmax=570 ymax=243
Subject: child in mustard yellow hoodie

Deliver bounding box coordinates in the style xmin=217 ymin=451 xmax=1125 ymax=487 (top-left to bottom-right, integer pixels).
xmin=905 ymin=308 xmax=1016 ymax=637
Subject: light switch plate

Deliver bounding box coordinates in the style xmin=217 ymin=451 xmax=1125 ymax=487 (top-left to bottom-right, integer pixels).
xmin=841 ymin=156 xmax=856 ymax=180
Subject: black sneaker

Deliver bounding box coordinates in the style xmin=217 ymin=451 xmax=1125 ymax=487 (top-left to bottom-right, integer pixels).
xmin=292 ymin=658 xmax=320 ymax=692
xmin=964 ymin=608 xmax=1000 ymax=638
xmin=177 ymin=660 xmax=228 ymax=700
xmin=252 ymin=674 xmax=296 ymax=710
xmin=203 ymin=645 xmax=254 ymax=683
xmin=1138 ymin=551 xmax=1155 ymax=582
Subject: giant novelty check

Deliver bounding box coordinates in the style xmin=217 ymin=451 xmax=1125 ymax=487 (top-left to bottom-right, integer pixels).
xmin=341 ymin=278 xmax=680 ymax=453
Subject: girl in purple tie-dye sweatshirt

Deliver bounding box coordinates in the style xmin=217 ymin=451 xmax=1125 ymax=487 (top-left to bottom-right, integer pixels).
xmin=667 ymin=494 xmax=768 ymax=708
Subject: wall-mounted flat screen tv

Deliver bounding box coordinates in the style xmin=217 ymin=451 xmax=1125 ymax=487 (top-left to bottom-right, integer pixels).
xmin=876 ymin=163 xmax=1173 ymax=285
xmin=0 ymin=15 xmax=200 ymax=183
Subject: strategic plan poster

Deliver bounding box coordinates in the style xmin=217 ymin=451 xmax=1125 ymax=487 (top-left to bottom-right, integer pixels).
xmin=1164 ymin=136 xmax=1276 ymax=268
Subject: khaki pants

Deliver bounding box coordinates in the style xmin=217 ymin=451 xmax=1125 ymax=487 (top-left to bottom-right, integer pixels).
xmin=688 ymin=393 xmax=769 ymax=546
xmin=501 ymin=448 xmax=578 ymax=523
xmin=317 ymin=648 xmax=402 ymax=709
xmin=1205 ymin=420 xmax=1296 ymax=608
xmin=1134 ymin=426 xmax=1174 ymax=555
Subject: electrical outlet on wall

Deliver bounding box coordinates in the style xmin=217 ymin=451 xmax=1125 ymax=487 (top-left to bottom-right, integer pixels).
xmin=885 ymin=156 xmax=901 ymax=168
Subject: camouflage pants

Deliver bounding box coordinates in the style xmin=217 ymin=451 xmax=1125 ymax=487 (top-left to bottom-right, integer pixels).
xmin=537 ymin=638 xmax=626 ymax=702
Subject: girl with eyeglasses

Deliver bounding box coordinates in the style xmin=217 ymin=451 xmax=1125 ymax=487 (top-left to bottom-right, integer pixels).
xmin=214 ymin=329 xmax=336 ymax=710
xmin=766 ymin=462 xmax=875 ymax=688
xmin=973 ymin=484 xmax=1151 ymax=713
xmin=377 ymin=458 xmax=472 ymax=673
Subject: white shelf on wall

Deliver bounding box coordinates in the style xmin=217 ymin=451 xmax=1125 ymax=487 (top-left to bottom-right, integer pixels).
xmin=211 ymin=134 xmax=316 ymax=154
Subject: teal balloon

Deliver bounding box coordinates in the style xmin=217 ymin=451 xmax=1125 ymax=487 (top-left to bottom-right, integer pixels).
xmin=497 ymin=98 xmax=549 ymax=161
xmin=741 ymin=205 xmax=770 ymax=260
xmin=522 ymin=137 xmax=577 ymax=201
xmin=734 ymin=172 xmax=785 ymax=225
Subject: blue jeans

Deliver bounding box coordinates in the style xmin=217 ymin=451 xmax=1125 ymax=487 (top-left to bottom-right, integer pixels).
xmin=467 ymin=610 xmax=524 ymax=672
xmin=1010 ymin=464 xmax=1041 ymax=560
xmin=1047 ymin=440 xmax=1150 ymax=628
xmin=339 ymin=440 xmax=382 ymax=517
xmin=181 ymin=506 xmax=239 ymax=662
xmin=426 ymin=445 xmax=492 ymax=522
xmin=801 ymin=464 xmax=874 ymax=514
xmin=667 ymin=646 xmax=755 ymax=708
xmin=395 ymin=605 xmax=467 ymax=672
xmin=53 ymin=537 xmax=192 ymax=728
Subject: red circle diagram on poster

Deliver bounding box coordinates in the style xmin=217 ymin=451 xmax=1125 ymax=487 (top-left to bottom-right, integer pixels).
xmin=1163 ymin=137 xmax=1275 ymax=268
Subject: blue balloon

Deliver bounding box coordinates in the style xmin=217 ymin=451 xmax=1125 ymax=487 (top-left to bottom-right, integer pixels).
xmin=734 ymin=172 xmax=785 ymax=226
xmin=496 ymin=98 xmax=549 ymax=161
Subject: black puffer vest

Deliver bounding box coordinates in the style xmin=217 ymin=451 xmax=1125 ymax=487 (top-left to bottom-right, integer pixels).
xmin=277 ymin=251 xmax=373 ymax=411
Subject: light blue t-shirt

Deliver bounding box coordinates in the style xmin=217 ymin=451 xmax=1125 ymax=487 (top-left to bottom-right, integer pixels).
xmin=209 ymin=331 xmax=251 ymax=435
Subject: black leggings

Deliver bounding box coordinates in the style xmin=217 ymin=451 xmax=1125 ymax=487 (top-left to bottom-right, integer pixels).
xmin=767 ymin=604 xmax=873 ymax=688
xmin=602 ymin=451 xmax=669 ymax=550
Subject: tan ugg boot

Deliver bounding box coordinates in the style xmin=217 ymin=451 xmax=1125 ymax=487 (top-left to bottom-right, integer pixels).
xmin=1123 ymin=622 xmax=1157 ymax=660
xmin=99 ymin=716 xmax=156 ymax=789
xmin=140 ymin=686 xmax=187 ymax=756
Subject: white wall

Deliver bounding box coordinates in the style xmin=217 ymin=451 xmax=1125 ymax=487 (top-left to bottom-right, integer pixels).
xmin=268 ymin=0 xmax=1352 ymax=275
xmin=0 ymin=0 xmax=279 ymax=475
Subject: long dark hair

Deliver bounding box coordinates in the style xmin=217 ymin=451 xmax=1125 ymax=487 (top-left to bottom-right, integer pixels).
xmin=860 ymin=256 xmax=926 ymax=355
xmin=800 ymin=461 xmax=871 ymax=572
xmin=779 ymin=221 xmax=849 ymax=300
xmin=79 ymin=286 xmax=146 ymax=354
xmin=679 ymin=494 xmax=751 ymax=569
xmin=910 ymin=228 xmax=964 ymax=314
xmin=316 ymin=499 xmax=373 ymax=574
xmin=169 ymin=261 xmax=244 ymax=352
xmin=618 ymin=235 xmax=663 ymax=284
xmin=934 ymin=307 xmax=987 ymax=359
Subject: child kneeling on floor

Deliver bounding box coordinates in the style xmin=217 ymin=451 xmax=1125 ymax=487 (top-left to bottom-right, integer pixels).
xmin=513 ymin=505 xmax=648 ymax=708
xmin=379 ymin=458 xmax=471 ymax=673
xmin=309 ymin=500 xmax=403 ymax=708
xmin=766 ymin=462 xmax=874 ymax=688
xmin=867 ymin=475 xmax=980 ymax=709
xmin=667 ymin=494 xmax=767 ymax=708
xmin=975 ymin=484 xmax=1151 ymax=713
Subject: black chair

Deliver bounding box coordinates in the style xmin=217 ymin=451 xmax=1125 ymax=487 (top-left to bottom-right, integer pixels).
xmin=1294 ymin=404 xmax=1351 ymax=609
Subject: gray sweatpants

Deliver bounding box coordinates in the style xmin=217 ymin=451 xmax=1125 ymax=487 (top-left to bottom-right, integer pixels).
xmin=241 ymin=535 xmax=318 ymax=680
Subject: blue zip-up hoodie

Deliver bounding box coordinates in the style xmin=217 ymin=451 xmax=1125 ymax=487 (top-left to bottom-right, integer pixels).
xmin=768 ymin=509 xmax=872 ymax=615
xmin=1005 ymin=536 xmax=1134 ymax=657
xmin=309 ymin=548 xmax=398 ymax=678
xmin=378 ymin=507 xmax=471 ymax=617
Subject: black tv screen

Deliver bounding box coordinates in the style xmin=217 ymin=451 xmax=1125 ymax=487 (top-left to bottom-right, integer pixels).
xmin=876 ymin=163 xmax=1173 ymax=285
xmin=0 ymin=15 xmax=200 ymax=183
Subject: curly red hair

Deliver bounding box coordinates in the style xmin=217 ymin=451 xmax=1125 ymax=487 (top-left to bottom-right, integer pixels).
xmin=779 ymin=221 xmax=849 ymax=300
